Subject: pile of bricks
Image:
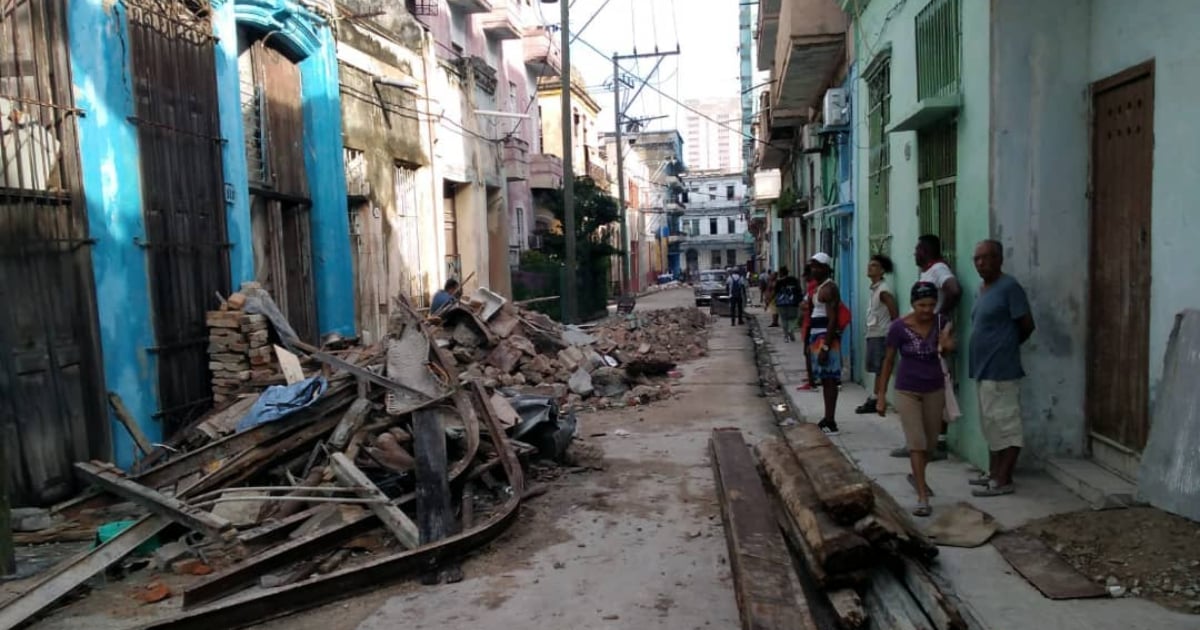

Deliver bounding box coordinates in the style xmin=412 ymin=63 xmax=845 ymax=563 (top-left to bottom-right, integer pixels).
xmin=206 ymin=304 xmax=276 ymax=404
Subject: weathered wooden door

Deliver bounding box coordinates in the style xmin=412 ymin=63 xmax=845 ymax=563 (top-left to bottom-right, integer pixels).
xmin=0 ymin=0 xmax=108 ymax=505
xmin=241 ymin=35 xmax=318 ymax=344
xmin=1088 ymin=61 xmax=1155 ymax=461
xmin=128 ymin=1 xmax=231 ymax=436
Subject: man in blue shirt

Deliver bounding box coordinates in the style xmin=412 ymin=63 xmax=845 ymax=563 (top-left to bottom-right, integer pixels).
xmin=431 ymin=278 xmax=460 ymax=315
xmin=968 ymin=240 xmax=1036 ymax=497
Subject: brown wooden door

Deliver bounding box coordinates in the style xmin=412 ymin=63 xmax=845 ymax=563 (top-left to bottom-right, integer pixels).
xmin=1088 ymin=62 xmax=1155 ymax=453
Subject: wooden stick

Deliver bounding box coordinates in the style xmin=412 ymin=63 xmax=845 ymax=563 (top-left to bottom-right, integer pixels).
xmin=330 ymin=453 xmax=418 ymax=549
xmin=413 ymin=408 xmax=455 ymax=546
xmin=75 ymin=461 xmax=235 ymax=543
xmin=826 ymin=588 xmax=867 ymax=630
xmin=108 ymin=392 xmax=154 ymax=456
xmin=328 ymin=398 xmax=372 ymax=451
xmin=897 ymin=556 xmax=967 ymax=630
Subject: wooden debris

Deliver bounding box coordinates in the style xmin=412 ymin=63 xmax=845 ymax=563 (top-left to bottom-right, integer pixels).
xmin=862 ymin=567 xmax=936 ymax=630
xmin=274 ymin=344 xmax=306 ymax=385
xmin=781 ymin=424 xmax=874 ymax=524
xmin=711 ymin=428 xmax=818 ymax=630
xmin=330 ymin=452 xmax=419 ymax=549
xmin=108 ymin=392 xmax=154 ymax=456
xmin=328 ymin=398 xmax=372 ymax=451
xmin=826 ymin=588 xmax=867 ymax=629
xmin=75 ymin=461 xmax=235 ymax=543
xmin=412 ymin=408 xmax=455 ymax=546
xmin=897 ymin=556 xmax=968 ymax=630
xmin=756 ymin=438 xmax=873 ymax=575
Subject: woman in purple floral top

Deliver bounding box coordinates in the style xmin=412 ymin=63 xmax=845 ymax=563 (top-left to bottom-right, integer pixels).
xmin=875 ymin=282 xmax=956 ymax=517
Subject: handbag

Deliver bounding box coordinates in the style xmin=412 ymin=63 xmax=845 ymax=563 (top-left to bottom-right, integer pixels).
xmin=941 ymin=357 xmax=961 ymax=422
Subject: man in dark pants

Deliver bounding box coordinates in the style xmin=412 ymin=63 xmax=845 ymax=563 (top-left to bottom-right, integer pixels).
xmin=727 ymin=270 xmax=746 ymax=325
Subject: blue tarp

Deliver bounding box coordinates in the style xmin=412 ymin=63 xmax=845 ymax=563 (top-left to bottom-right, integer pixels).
xmin=235 ymin=375 xmax=329 ymax=432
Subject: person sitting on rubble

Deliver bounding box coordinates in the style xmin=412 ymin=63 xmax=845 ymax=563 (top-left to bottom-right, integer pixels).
xmin=431 ymin=278 xmax=461 ymax=315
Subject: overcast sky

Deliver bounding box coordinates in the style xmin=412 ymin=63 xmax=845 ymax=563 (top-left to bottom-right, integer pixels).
xmin=533 ymin=0 xmax=744 ymax=133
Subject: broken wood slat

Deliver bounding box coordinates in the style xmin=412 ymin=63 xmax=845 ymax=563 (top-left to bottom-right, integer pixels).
xmin=146 ymin=382 xmax=526 ymax=630
xmin=413 ymin=408 xmax=455 ymax=545
xmin=756 ymin=438 xmax=874 ymax=575
xmin=74 ymin=462 xmax=235 ymax=543
xmin=782 ymin=424 xmax=874 ymax=524
xmin=826 ymin=588 xmax=867 ymax=630
xmin=237 ymin=504 xmax=326 ymax=546
xmin=861 ymin=567 xmax=936 ymax=630
xmin=330 ymin=453 xmax=419 ymax=549
xmin=0 ymin=516 xmax=169 ymax=630
xmin=897 ymin=557 xmax=968 ymax=630
xmin=769 ymin=490 xmax=871 ymax=591
xmin=328 ymin=398 xmax=372 ymax=451
xmin=108 ymin=392 xmax=153 ymax=456
xmin=307 ymin=348 xmax=445 ymax=403
xmin=274 ymin=344 xmax=305 ymax=385
xmin=868 ymin=481 xmax=939 ymax=562
xmin=710 ymin=428 xmax=818 ymax=630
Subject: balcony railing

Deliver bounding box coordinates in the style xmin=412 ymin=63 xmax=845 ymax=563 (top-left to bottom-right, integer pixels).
xmin=480 ymin=0 xmax=526 ymax=40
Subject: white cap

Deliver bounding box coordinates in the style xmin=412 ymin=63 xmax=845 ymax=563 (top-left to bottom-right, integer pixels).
xmin=810 ymin=252 xmax=833 ymax=266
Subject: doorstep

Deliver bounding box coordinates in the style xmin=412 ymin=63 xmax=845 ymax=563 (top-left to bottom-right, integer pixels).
xmin=1042 ymin=457 xmax=1139 ymax=510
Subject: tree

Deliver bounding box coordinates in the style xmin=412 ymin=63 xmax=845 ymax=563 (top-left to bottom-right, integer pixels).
xmin=533 ymin=176 xmax=623 ymax=264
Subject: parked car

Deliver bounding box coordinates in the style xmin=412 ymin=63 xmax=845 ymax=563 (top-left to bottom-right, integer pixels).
xmin=693 ymin=270 xmax=728 ymax=306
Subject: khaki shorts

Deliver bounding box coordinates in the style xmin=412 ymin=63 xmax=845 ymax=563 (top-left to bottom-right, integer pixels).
xmin=978 ymin=379 xmax=1024 ymax=450
xmin=896 ymin=389 xmax=945 ymax=452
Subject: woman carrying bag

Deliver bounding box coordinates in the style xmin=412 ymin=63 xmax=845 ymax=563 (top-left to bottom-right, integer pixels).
xmin=875 ymin=282 xmax=957 ymax=517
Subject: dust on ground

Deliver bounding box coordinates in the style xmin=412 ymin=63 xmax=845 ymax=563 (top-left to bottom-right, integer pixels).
xmin=1021 ymin=507 xmax=1200 ymax=613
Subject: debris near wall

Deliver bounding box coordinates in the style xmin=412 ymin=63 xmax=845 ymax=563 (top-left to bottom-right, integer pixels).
xmin=0 ymin=292 xmax=576 ymax=630
xmin=206 ymin=305 xmax=277 ymax=405
xmin=430 ymin=302 xmax=709 ymax=412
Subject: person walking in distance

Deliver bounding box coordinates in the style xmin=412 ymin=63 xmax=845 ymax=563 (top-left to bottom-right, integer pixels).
xmin=727 ymin=269 xmax=746 ymax=325
xmin=765 ymin=271 xmax=780 ymax=327
xmin=773 ymin=267 xmax=801 ymax=342
xmin=875 ymin=282 xmax=956 ymax=516
xmin=857 ymin=255 xmax=899 ymax=414
xmin=968 ymin=240 xmax=1035 ymax=496
xmin=891 ymin=235 xmax=962 ymax=459
xmin=807 ymin=253 xmax=845 ymax=435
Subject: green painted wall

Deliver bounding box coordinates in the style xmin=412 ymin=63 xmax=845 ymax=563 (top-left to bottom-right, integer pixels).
xmin=847 ymin=0 xmax=992 ymax=469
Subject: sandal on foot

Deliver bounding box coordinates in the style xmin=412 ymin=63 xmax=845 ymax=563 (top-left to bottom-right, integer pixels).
xmin=967 ymin=475 xmax=991 ymax=487
xmin=971 ymin=482 xmax=1015 ymax=497
xmin=907 ymin=473 xmax=935 ymax=497
xmin=912 ymin=502 xmax=932 ymax=517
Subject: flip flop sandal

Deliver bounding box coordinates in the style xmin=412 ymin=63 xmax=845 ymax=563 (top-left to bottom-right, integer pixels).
xmin=971 ymin=483 xmax=1015 ymax=497
xmin=907 ymin=473 xmax=935 ymax=497
xmin=912 ymin=502 xmax=932 ymax=517
xmin=967 ymin=475 xmax=991 ymax=487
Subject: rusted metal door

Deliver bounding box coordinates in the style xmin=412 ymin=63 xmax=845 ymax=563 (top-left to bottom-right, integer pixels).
xmin=1 ymin=0 xmax=108 ymax=505
xmin=127 ymin=1 xmax=231 ymax=436
xmin=1088 ymin=61 xmax=1155 ymax=456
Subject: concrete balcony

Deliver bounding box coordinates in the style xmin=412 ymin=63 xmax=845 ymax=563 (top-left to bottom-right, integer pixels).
xmin=771 ymin=0 xmax=846 ymax=126
xmin=503 ymin=137 xmax=529 ymax=182
xmin=448 ymin=0 xmax=493 ymax=13
xmin=754 ymin=90 xmax=791 ymax=169
xmin=680 ymin=233 xmax=747 ymax=246
xmin=756 ymin=0 xmax=781 ymax=71
xmin=480 ymin=0 xmax=527 ymax=40
xmin=530 ymin=153 xmax=563 ymax=190
xmin=523 ymin=26 xmax=562 ymax=76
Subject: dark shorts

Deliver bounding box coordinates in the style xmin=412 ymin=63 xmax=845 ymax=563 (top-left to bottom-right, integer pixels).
xmin=866 ymin=337 xmax=886 ymax=374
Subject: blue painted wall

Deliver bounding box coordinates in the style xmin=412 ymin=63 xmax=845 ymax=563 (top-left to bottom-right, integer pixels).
xmin=69 ymin=0 xmax=160 ymax=469
xmin=214 ymin=0 xmax=356 ymax=337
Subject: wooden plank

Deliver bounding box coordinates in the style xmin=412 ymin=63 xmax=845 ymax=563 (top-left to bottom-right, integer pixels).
xmin=330 ymin=453 xmax=419 ymax=549
xmin=827 ymin=588 xmax=867 ymax=630
xmin=75 ymin=461 xmax=235 ymax=543
xmin=328 ymin=398 xmax=372 ymax=451
xmin=0 ymin=516 xmax=169 ymax=629
xmin=782 ymin=424 xmax=874 ymax=524
xmin=274 ymin=344 xmax=305 ymax=385
xmin=991 ymin=532 xmax=1107 ymax=600
xmin=862 ymin=567 xmax=935 ymax=630
xmin=897 ymin=557 xmax=968 ymax=630
xmin=868 ymin=481 xmax=940 ymax=562
xmin=108 ymin=392 xmax=153 ymax=456
xmin=710 ymin=428 xmax=817 ymax=630
xmin=756 ymin=438 xmax=874 ymax=575
xmin=413 ymin=408 xmax=455 ymax=545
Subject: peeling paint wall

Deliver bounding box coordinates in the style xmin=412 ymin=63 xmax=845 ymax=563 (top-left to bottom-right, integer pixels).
xmin=989 ymin=0 xmax=1091 ymax=458
xmin=70 ymin=0 xmax=160 ymax=469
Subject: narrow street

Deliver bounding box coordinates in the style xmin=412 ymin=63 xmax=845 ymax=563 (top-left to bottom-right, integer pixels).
xmin=260 ymin=288 xmax=771 ymax=629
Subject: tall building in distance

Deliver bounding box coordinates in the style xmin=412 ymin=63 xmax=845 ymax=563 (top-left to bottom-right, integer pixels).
xmin=683 ymin=97 xmax=743 ymax=173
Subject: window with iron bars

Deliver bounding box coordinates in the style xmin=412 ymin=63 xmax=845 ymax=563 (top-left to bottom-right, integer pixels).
xmin=915 ymin=0 xmax=962 ymax=100
xmin=866 ymin=54 xmax=892 ymax=255
xmin=406 ymin=0 xmax=438 ymax=16
xmin=917 ymin=121 xmax=958 ymax=266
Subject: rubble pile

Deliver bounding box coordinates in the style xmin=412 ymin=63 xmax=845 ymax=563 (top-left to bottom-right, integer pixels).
xmin=432 ymin=303 xmax=710 ymax=410
xmin=206 ymin=303 xmax=279 ymax=404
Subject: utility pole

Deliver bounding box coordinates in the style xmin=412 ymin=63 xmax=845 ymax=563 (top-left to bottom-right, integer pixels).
xmin=611 ymin=47 xmax=679 ymax=295
xmin=558 ymin=0 xmax=577 ymax=324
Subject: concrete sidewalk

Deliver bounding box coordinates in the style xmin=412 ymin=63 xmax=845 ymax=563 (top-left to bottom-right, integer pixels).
xmin=755 ymin=310 xmax=1196 ymax=630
